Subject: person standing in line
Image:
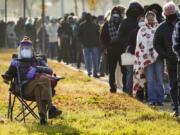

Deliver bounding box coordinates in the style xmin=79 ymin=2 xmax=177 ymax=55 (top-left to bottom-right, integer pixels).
xmin=100 ymin=6 xmax=125 ymax=93
xmin=117 ymin=1 xmax=144 ymax=93
xmin=47 ymin=19 xmax=59 ymax=59
xmin=79 ymin=13 xmax=100 ymax=78
xmin=154 ymin=1 xmax=179 ymax=116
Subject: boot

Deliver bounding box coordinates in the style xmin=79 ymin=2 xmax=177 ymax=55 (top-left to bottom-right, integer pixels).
xmin=48 ymin=106 xmax=62 ymax=119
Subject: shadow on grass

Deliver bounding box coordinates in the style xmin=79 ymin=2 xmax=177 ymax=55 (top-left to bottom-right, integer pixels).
xmin=24 ymin=121 xmax=80 ymax=135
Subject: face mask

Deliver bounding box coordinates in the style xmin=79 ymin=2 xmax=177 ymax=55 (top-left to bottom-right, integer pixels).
xmin=138 ymin=21 xmax=145 ymax=27
xmin=131 ymin=11 xmax=140 ymax=18
xmin=166 ymin=14 xmax=177 ymax=22
xmin=112 ymin=14 xmax=121 ymax=23
xmin=21 ymin=49 xmax=32 ymax=58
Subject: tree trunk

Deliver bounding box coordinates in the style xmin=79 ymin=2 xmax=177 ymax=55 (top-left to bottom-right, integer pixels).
xmin=74 ymin=0 xmax=78 ymax=16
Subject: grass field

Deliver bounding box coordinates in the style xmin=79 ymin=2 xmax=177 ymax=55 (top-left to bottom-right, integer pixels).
xmin=0 ymin=49 xmax=179 ymax=135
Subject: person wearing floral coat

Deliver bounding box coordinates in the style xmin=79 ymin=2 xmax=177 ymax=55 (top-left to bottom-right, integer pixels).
xmin=133 ymin=11 xmax=164 ymax=105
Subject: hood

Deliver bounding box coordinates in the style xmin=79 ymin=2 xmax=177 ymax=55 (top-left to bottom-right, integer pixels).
xmin=126 ymin=2 xmax=144 ymax=18
xmin=145 ymin=4 xmax=163 ymax=17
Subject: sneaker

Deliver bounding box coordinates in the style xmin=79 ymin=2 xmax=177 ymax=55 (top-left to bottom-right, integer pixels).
xmin=88 ymin=73 xmax=92 ymax=77
xmin=93 ymin=75 xmax=100 ymax=78
xmin=100 ymin=74 xmax=105 ymax=77
xmin=48 ymin=106 xmax=62 ymax=119
xmin=110 ymin=88 xmax=117 ymax=93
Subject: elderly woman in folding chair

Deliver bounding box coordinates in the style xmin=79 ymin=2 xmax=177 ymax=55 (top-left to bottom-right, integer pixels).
xmin=2 ymin=36 xmax=62 ymax=124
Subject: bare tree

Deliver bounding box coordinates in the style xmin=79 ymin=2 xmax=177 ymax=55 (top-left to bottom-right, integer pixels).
xmin=98 ymin=0 xmax=109 ymax=14
xmin=74 ymin=0 xmax=78 ymax=16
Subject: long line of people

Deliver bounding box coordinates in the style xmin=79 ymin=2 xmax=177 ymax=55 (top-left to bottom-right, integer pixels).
xmin=58 ymin=1 xmax=180 ymax=117
xmin=100 ymin=1 xmax=180 ymax=117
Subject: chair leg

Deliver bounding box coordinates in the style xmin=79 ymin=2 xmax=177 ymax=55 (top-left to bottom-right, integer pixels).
xmin=8 ymin=94 xmax=40 ymax=122
xmin=10 ymin=95 xmax=16 ymax=121
xmin=15 ymin=97 xmax=40 ymax=121
xmin=7 ymin=92 xmax=12 ymax=119
xmin=18 ymin=104 xmax=39 ymax=122
xmin=20 ymin=101 xmax=39 ymax=120
xmin=15 ymin=101 xmax=33 ymax=121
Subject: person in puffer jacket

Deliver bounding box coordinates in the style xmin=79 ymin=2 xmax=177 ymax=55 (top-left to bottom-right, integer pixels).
xmin=2 ymin=36 xmax=62 ymax=124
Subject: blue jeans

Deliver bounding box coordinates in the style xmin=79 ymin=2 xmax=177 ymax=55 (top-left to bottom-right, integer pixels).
xmin=126 ymin=65 xmax=133 ymax=94
xmin=145 ymin=60 xmax=164 ymax=103
xmin=83 ymin=47 xmax=99 ymax=76
xmin=48 ymin=42 xmax=58 ymax=59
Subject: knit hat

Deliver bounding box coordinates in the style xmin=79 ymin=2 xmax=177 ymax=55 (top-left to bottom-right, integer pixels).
xmin=163 ymin=1 xmax=177 ymax=16
xmin=19 ymin=36 xmax=32 ymax=46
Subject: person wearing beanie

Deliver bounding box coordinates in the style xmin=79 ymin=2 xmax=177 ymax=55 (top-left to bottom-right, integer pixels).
xmin=154 ymin=1 xmax=179 ymax=117
xmin=100 ymin=5 xmax=125 ymax=93
xmin=117 ymin=1 xmax=144 ymax=94
xmin=2 ymin=36 xmax=62 ymax=124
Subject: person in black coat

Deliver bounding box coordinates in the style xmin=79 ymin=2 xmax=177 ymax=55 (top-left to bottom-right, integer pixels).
xmin=78 ymin=13 xmax=100 ymax=78
xmin=117 ymin=1 xmax=144 ymax=93
xmin=100 ymin=6 xmax=125 ymax=93
xmin=172 ymin=21 xmax=180 ymax=117
xmin=154 ymin=2 xmax=179 ymax=117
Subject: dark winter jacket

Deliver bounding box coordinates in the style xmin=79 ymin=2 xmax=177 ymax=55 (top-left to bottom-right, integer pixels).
xmin=100 ymin=21 xmax=122 ymax=54
xmin=154 ymin=20 xmax=177 ymax=65
xmin=117 ymin=17 xmax=138 ymax=52
xmin=172 ymin=21 xmax=180 ymax=60
xmin=58 ymin=22 xmax=72 ymax=39
xmin=4 ymin=57 xmax=50 ymax=86
xmin=78 ymin=21 xmax=100 ymax=48
xmin=127 ymin=27 xmax=139 ymax=54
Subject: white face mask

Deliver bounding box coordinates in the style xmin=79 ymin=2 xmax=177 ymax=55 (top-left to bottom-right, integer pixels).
xmin=21 ymin=49 xmax=32 ymax=58
xmin=138 ymin=21 xmax=145 ymax=27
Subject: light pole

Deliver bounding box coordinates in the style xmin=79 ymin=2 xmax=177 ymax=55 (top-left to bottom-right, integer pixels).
xmin=5 ymin=0 xmax=7 ymax=48
xmin=23 ymin=0 xmax=26 ymax=19
xmin=42 ymin=0 xmax=45 ymax=54
xmin=74 ymin=0 xmax=78 ymax=16
xmin=82 ymin=0 xmax=85 ymax=12
xmin=61 ymin=0 xmax=64 ymax=17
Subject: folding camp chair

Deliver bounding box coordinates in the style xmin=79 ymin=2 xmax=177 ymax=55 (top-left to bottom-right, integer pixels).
xmin=4 ymin=54 xmax=40 ymax=123
xmin=7 ymin=78 xmax=40 ymax=122
xmin=5 ymin=54 xmax=64 ymax=123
